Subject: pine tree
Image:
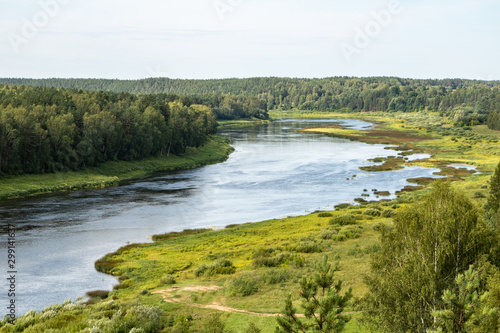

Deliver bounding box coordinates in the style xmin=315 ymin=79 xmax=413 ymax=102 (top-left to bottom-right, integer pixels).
xmin=428 ymin=266 xmax=497 ymax=333
xmin=487 ymin=161 xmax=500 ymax=213
xmin=276 ymin=254 xmax=352 ymax=333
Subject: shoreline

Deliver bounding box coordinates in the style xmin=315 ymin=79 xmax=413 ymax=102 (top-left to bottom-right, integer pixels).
xmin=4 ymin=114 xmax=500 ymax=325
xmin=0 ymin=135 xmax=234 ymax=201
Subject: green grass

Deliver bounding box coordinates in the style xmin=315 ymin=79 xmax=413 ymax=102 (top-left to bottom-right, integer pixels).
xmin=3 ymin=111 xmax=500 ymax=332
xmin=217 ymin=118 xmax=270 ymax=128
xmin=89 ymin=205 xmax=395 ymax=332
xmin=0 ymin=135 xmax=234 ymax=200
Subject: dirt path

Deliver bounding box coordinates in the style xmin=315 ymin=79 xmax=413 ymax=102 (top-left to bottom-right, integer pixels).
xmin=152 ymin=286 xmax=359 ymax=318
xmin=152 ymin=286 xmax=278 ymax=317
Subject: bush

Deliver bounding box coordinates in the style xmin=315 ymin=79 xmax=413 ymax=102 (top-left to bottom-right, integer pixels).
xmin=195 ymin=259 xmax=236 ymax=277
xmin=228 ymin=275 xmax=259 ymax=296
xmin=318 ymin=212 xmax=333 ymax=218
xmin=381 ymin=209 xmax=397 ymax=218
xmin=295 ymin=241 xmax=322 ymax=253
xmin=161 ymin=275 xmax=177 ymax=285
xmin=363 ymin=208 xmax=381 ymax=217
xmin=334 ymin=203 xmax=351 ymax=210
xmin=363 ymin=244 xmax=382 ymax=254
xmin=473 ymin=191 xmax=486 ymax=198
xmin=253 ymin=248 xmax=304 ymax=268
xmin=329 ymin=214 xmax=357 ymax=226
xmin=262 ymin=269 xmax=291 ymax=285
xmin=339 ymin=225 xmax=363 ymax=239
xmin=86 ymin=290 xmax=109 ymax=299
xmin=319 ymin=228 xmax=339 ymax=240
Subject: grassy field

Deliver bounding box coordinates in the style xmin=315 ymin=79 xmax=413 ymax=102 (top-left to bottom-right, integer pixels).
xmin=0 ymin=135 xmax=234 ymax=200
xmin=2 ymin=111 xmax=499 ymax=332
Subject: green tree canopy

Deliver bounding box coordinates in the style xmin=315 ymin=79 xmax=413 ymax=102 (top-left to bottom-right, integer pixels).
xmin=363 ymin=181 xmax=493 ymax=333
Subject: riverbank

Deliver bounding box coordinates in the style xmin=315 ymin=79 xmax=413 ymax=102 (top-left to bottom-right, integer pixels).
xmin=0 ymin=135 xmax=234 ymax=200
xmin=3 ymin=113 xmax=499 ymax=333
xmin=217 ymin=118 xmax=271 ymax=128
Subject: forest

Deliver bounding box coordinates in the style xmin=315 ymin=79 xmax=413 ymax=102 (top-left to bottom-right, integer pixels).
xmin=0 ymin=85 xmax=264 ymax=176
xmin=1 ymin=77 xmax=500 ymax=130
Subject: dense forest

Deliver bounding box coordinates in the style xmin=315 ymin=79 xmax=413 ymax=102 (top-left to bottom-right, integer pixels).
xmin=0 ymin=86 xmax=226 ymax=176
xmin=2 ymin=77 xmax=499 ymax=129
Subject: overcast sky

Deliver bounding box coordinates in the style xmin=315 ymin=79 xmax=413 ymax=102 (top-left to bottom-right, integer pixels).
xmin=1 ymin=0 xmax=499 ymax=80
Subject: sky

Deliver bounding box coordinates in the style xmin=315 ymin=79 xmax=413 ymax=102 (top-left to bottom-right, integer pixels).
xmin=0 ymin=0 xmax=499 ymax=80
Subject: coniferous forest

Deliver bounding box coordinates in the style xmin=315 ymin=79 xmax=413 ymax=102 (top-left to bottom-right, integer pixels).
xmin=2 ymin=77 xmax=500 ymax=129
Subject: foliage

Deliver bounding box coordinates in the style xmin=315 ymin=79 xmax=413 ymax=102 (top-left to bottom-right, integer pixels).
xmin=262 ymin=269 xmax=292 ymax=285
xmin=428 ymin=266 xmax=497 ymax=333
xmin=161 ymin=275 xmax=177 ymax=285
xmin=227 ymin=275 xmax=260 ymax=296
xmin=253 ymin=248 xmax=305 ymax=268
xmin=487 ymin=161 xmax=500 ymax=213
xmin=2 ymin=78 xmax=500 ymax=121
xmin=0 ymin=300 xmax=165 ymax=333
xmin=0 ymin=86 xmax=220 ymax=176
xmin=276 ymin=254 xmax=353 ymax=333
xmin=194 ymin=259 xmax=236 ymax=277
xmin=362 ymin=208 xmax=381 ymax=217
xmin=329 ymin=214 xmax=357 ymax=226
xmin=363 ymin=181 xmax=494 ymax=333
xmin=380 ymin=209 xmax=396 ymax=218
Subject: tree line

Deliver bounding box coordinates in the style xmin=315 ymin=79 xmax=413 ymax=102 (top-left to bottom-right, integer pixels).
xmin=0 ymin=85 xmax=227 ymax=176
xmin=1 ymin=77 xmax=499 ymax=129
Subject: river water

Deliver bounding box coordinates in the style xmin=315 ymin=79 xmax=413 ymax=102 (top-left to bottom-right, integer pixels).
xmin=0 ymin=118 xmax=440 ymax=315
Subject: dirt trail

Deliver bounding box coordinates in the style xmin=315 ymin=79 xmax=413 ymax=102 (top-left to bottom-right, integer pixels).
xmin=152 ymin=285 xmax=359 ymax=318
xmin=152 ymin=286 xmax=279 ymax=317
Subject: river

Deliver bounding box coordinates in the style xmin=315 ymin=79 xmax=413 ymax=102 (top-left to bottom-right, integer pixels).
xmin=0 ymin=118 xmax=440 ymax=315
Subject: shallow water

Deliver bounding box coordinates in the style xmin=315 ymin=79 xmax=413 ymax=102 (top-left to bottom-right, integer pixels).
xmin=0 ymin=118 xmax=441 ymax=315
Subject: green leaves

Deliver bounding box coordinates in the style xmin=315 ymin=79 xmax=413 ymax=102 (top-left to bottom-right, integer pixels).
xmin=363 ymin=181 xmax=493 ymax=333
xmin=276 ymin=254 xmax=352 ymax=333
xmin=428 ymin=266 xmax=498 ymax=333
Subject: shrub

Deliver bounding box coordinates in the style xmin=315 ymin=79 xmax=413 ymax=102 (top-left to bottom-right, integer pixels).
xmin=195 ymin=259 xmax=236 ymax=277
xmin=86 ymin=290 xmax=109 ymax=299
xmin=262 ymin=269 xmax=291 ymax=285
xmin=381 ymin=209 xmax=397 ymax=218
xmin=319 ymin=228 xmax=339 ymax=240
xmin=318 ymin=212 xmax=333 ymax=218
xmin=339 ymin=225 xmax=363 ymax=239
xmin=329 ymin=214 xmax=357 ymax=226
xmin=228 ymin=275 xmax=259 ymax=296
xmin=363 ymin=208 xmax=381 ymax=217
xmin=253 ymin=248 xmax=304 ymax=268
xmin=363 ymin=244 xmax=382 ymax=254
xmin=161 ymin=275 xmax=177 ymax=285
xmin=473 ymin=191 xmax=486 ymax=198
xmin=334 ymin=203 xmax=351 ymax=210
xmin=295 ymin=241 xmax=322 ymax=253
xmin=334 ymin=234 xmax=346 ymax=242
